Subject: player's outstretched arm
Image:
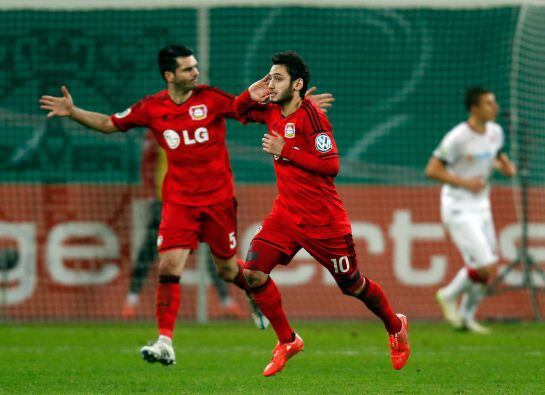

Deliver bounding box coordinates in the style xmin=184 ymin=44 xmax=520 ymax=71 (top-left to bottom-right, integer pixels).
xmin=305 ymin=86 xmax=335 ymax=112
xmin=494 ymin=153 xmax=517 ymax=177
xmin=39 ymin=86 xmax=118 ymax=134
xmin=425 ymin=156 xmax=485 ymax=193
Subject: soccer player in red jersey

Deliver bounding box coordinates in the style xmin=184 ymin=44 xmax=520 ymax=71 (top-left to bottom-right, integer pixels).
xmin=233 ymin=51 xmax=411 ymax=376
xmin=39 ymin=45 xmax=333 ymax=366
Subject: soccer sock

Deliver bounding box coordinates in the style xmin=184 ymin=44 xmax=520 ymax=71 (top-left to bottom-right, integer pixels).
xmin=232 ymin=258 xmax=252 ymax=294
xmin=357 ymin=278 xmax=402 ymax=335
xmin=126 ymin=292 xmax=139 ymax=306
xmin=460 ymin=282 xmax=487 ymax=321
xmin=156 ymin=275 xmax=181 ymax=340
xmin=441 ymin=267 xmax=472 ymax=301
xmin=250 ymin=277 xmax=294 ymax=343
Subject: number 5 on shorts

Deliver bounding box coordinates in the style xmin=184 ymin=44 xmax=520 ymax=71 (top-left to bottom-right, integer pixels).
xmin=331 ymin=256 xmax=350 ymax=273
xmin=229 ymin=231 xmax=237 ymax=249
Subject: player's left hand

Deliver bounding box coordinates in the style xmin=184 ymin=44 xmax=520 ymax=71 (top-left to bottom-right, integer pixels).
xmin=305 ymin=86 xmax=335 ymax=112
xmin=262 ymin=131 xmax=285 ymax=156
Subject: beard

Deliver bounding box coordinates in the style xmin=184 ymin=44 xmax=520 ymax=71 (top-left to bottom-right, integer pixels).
xmin=173 ymin=79 xmax=197 ymax=93
xmin=270 ymin=88 xmax=294 ymax=104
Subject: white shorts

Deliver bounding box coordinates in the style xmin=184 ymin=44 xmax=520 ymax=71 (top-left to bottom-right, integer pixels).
xmin=441 ymin=207 xmax=498 ymax=268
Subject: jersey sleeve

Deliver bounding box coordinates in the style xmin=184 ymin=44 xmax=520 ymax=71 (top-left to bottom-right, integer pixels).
xmin=280 ymin=104 xmax=340 ymax=177
xmin=204 ymin=86 xmax=243 ymax=122
xmin=433 ymin=130 xmax=460 ymax=164
xmin=302 ymin=103 xmax=338 ymax=159
xmin=233 ymin=89 xmax=270 ymax=124
xmin=110 ymin=98 xmax=149 ymax=132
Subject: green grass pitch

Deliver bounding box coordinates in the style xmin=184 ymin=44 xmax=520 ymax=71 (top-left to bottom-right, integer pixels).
xmin=1 ymin=321 xmax=544 ymax=394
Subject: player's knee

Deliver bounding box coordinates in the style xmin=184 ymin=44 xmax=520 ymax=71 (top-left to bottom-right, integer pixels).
xmin=467 ymin=266 xmax=491 ymax=284
xmin=336 ymin=270 xmax=365 ymax=297
xmin=158 ymin=255 xmax=180 ymax=276
xmin=244 ymin=269 xmax=268 ymax=288
xmin=217 ymin=264 xmax=237 ymax=282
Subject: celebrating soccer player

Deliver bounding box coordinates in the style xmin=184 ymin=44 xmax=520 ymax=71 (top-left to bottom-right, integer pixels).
xmin=39 ymin=45 xmax=334 ymax=366
xmin=233 ymin=51 xmax=410 ymax=376
xmin=426 ymin=87 xmax=517 ymax=334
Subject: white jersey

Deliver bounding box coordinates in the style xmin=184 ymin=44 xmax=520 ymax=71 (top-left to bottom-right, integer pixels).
xmin=433 ymin=121 xmax=504 ymax=211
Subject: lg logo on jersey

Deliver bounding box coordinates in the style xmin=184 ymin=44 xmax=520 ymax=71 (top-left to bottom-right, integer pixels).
xmin=163 ymin=128 xmax=210 ymax=149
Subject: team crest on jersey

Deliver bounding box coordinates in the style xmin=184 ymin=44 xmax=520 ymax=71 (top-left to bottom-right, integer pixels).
xmin=189 ymin=105 xmax=207 ymax=120
xmin=315 ymin=133 xmax=332 ymax=153
xmin=115 ymin=108 xmax=131 ymax=118
xmin=284 ymin=123 xmax=296 ymax=138
xmin=163 ymin=129 xmax=181 ymax=149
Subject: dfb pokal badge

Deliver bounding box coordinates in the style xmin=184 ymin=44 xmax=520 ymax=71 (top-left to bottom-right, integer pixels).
xmin=284 ymin=122 xmax=296 ymax=138
xmin=189 ymin=104 xmax=207 ymax=120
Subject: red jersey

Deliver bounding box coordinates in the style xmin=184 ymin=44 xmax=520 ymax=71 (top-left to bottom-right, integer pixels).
xmin=111 ymin=85 xmax=239 ymax=206
xmin=234 ymin=90 xmax=351 ymax=238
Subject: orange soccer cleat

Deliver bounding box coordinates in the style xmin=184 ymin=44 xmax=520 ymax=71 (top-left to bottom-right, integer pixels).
xmin=120 ymin=302 xmax=136 ymax=320
xmin=263 ymin=333 xmax=304 ymax=377
xmin=389 ymin=313 xmax=411 ymax=370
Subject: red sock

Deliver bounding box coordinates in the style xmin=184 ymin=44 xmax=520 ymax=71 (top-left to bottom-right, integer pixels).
xmin=233 ymin=258 xmax=251 ymax=294
xmin=358 ymin=277 xmax=401 ymax=334
xmin=156 ymin=275 xmax=181 ymax=339
xmin=251 ymin=278 xmax=294 ymax=343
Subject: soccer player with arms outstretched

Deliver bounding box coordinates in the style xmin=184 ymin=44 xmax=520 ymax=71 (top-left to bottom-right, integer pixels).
xmin=39 ymin=45 xmax=333 ymax=365
xmin=426 ymin=87 xmax=516 ymax=334
xmin=233 ymin=51 xmax=410 ymax=376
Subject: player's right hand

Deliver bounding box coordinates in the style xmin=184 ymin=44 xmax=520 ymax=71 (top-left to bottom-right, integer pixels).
xmin=248 ymin=75 xmax=270 ymax=103
xmin=463 ymin=177 xmax=486 ymax=193
xmin=39 ymin=85 xmax=74 ymax=118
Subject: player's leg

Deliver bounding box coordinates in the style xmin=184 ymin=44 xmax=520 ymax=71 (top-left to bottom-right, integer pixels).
xmin=122 ymin=200 xmax=162 ymax=319
xmin=243 ymin=219 xmax=304 ymax=376
xmin=206 ymin=254 xmax=246 ymax=319
xmin=458 ymin=211 xmax=498 ymax=333
xmin=201 ymin=198 xmax=269 ymax=328
xmin=303 ymin=233 xmax=409 ymax=370
xmin=201 ymin=198 xmax=249 ymax=291
xmin=438 ymin=211 xmax=497 ymax=331
xmin=436 ymin=212 xmax=478 ymax=327
xmin=245 ymin=240 xmax=304 ymax=377
xmin=140 ymin=247 xmax=191 ymax=365
xmin=140 ymin=201 xmax=200 ymax=365
xmin=459 ymin=265 xmax=495 ymax=334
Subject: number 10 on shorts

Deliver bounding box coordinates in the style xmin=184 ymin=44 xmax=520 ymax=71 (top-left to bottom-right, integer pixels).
xmin=331 ymin=256 xmax=350 ymax=273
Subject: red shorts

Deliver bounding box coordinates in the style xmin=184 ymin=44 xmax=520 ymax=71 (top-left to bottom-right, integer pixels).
xmin=157 ymin=198 xmax=238 ymax=259
xmin=245 ymin=212 xmax=361 ymax=290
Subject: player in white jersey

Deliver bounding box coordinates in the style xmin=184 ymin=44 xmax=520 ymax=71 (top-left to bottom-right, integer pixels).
xmin=425 ymin=87 xmax=516 ymax=334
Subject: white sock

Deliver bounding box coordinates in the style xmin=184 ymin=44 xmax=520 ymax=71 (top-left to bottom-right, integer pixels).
xmin=441 ymin=267 xmax=472 ymax=301
xmin=460 ymin=282 xmax=486 ymax=321
xmin=158 ymin=335 xmax=172 ymax=345
xmin=126 ymin=293 xmax=139 ymax=306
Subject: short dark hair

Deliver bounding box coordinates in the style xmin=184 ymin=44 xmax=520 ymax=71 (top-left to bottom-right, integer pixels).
xmin=272 ymin=51 xmax=310 ymax=97
xmin=464 ymin=87 xmax=492 ymax=111
xmin=158 ymin=45 xmax=194 ymax=81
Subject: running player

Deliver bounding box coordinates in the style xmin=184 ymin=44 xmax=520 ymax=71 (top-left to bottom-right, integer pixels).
xmin=233 ymin=51 xmax=410 ymax=376
xmin=426 ymin=87 xmax=516 ymax=334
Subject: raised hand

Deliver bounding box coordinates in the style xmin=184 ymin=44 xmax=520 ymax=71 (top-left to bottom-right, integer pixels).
xmin=248 ymin=75 xmax=270 ymax=102
xmin=39 ymin=86 xmax=74 ymax=118
xmin=305 ymin=86 xmax=334 ymax=112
